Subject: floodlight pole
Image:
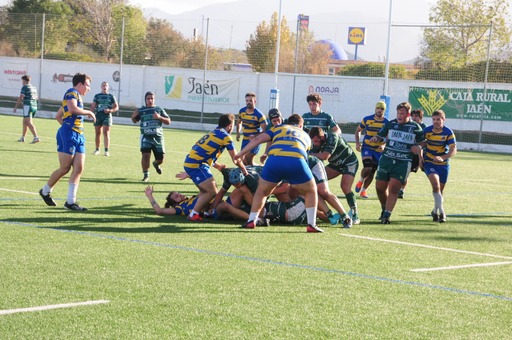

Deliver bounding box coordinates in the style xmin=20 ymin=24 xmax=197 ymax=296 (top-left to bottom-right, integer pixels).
xmin=270 ymin=0 xmax=282 ymax=110
xmin=383 ymin=0 xmax=392 ymax=97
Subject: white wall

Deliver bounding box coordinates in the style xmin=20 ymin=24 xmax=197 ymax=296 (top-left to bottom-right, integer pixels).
xmin=1 ymin=56 xmax=511 ymax=136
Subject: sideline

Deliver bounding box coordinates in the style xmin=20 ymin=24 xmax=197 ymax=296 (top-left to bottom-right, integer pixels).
xmin=340 ymin=233 xmax=512 ymax=260
xmin=0 ymin=300 xmax=110 ymax=316
xmin=411 ymin=261 xmax=512 ymax=272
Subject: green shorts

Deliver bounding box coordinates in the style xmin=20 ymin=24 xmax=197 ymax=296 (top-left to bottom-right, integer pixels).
xmin=94 ymin=112 xmax=113 ymax=127
xmin=375 ymin=156 xmax=412 ymax=184
xmin=140 ymin=135 xmax=165 ymax=158
xmin=23 ymin=105 xmax=37 ymax=118
xmin=326 ymin=153 xmax=359 ymax=176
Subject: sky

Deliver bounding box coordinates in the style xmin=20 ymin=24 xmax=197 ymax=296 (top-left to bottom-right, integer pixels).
xmin=129 ymin=0 xmax=236 ymax=14
xmin=2 ymin=0 xmax=511 ymax=62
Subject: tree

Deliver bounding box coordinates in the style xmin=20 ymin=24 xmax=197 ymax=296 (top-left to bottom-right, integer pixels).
xmin=64 ymin=0 xmax=126 ymax=62
xmin=112 ymin=5 xmax=147 ymax=65
xmin=337 ymin=63 xmax=407 ymax=79
xmin=145 ymin=18 xmax=187 ymax=67
xmin=304 ymin=41 xmax=332 ymax=75
xmin=246 ymin=13 xmax=333 ymax=75
xmin=420 ymin=0 xmax=512 ymax=68
xmin=4 ymin=0 xmax=73 ymax=57
xmin=246 ymin=12 xmax=295 ymax=73
xmin=246 ymin=14 xmax=277 ymax=73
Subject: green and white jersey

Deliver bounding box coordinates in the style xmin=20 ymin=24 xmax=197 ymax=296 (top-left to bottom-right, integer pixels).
xmin=302 ymin=111 xmax=338 ymax=132
xmin=92 ymin=92 xmax=117 ymax=114
xmin=313 ymin=132 xmax=355 ymax=166
xmin=377 ymin=119 xmax=424 ymax=162
xmin=21 ymin=84 xmax=37 ymax=107
xmin=137 ymin=106 xmax=169 ymax=137
xmin=265 ymin=197 xmax=307 ymax=225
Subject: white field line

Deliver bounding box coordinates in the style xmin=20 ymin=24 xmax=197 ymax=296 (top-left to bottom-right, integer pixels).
xmin=0 ymin=187 xmax=39 ymax=195
xmin=340 ymin=234 xmax=512 ymax=260
xmin=0 ymin=177 xmax=43 ymax=181
xmin=0 ymin=300 xmax=110 ymax=315
xmin=410 ymin=261 xmax=512 ymax=272
xmin=341 ymin=234 xmax=512 ymax=272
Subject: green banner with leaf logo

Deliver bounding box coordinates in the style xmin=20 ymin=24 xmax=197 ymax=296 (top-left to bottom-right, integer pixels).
xmin=408 ymin=87 xmax=512 ymax=121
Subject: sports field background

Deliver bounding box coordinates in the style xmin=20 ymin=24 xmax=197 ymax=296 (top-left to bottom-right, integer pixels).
xmin=1 ymin=114 xmax=511 ymax=338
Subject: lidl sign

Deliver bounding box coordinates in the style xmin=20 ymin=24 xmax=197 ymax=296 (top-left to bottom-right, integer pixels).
xmin=348 ymin=27 xmax=366 ymax=45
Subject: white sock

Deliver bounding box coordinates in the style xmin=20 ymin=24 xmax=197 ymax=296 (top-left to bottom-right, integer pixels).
xmin=189 ymin=209 xmax=199 ymax=217
xmin=248 ymin=212 xmax=259 ymax=222
xmin=67 ymin=183 xmax=78 ymax=204
xmin=42 ymin=184 xmax=52 ymax=196
xmin=306 ymin=207 xmax=317 ymax=226
xmin=433 ymin=192 xmax=443 ymax=214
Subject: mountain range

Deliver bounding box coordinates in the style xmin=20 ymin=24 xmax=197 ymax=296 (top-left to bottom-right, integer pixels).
xmin=141 ymin=0 xmax=432 ymax=63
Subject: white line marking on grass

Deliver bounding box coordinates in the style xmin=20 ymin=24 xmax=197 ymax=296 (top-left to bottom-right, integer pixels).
xmin=340 ymin=234 xmax=512 ymax=260
xmin=0 ymin=188 xmax=39 ymax=195
xmin=0 ymin=177 xmax=43 ymax=181
xmin=411 ymin=261 xmax=512 ymax=272
xmin=0 ymin=300 xmax=109 ymax=315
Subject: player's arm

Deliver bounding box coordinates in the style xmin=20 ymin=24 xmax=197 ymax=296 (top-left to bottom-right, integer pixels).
xmin=131 ymin=108 xmax=140 ymax=123
xmin=235 ymin=133 xmax=271 ymax=162
xmin=212 ymin=187 xmax=228 ymax=210
xmin=236 ymin=115 xmax=242 ymax=141
xmin=144 ymin=186 xmax=177 ymax=215
xmin=55 ymin=107 xmax=64 ymax=125
xmin=354 ymin=126 xmax=363 ymax=152
xmin=310 ymin=150 xmax=332 ymax=161
xmin=13 ymin=92 xmax=24 ymax=112
xmin=67 ymin=97 xmax=96 ymax=123
xmin=153 ymin=112 xmax=171 ymax=125
xmin=331 ymin=124 xmax=341 ymax=135
xmin=89 ymin=99 xmax=97 ymax=113
xmin=229 ymin=148 xmax=248 ymax=175
xmin=437 ymin=143 xmax=457 ymax=163
xmin=107 ymin=99 xmax=119 ymax=114
xmin=369 ymin=134 xmax=384 ymax=143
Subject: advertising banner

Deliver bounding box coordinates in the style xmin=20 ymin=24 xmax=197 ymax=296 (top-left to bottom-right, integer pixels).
xmin=165 ymin=75 xmax=239 ymax=105
xmin=409 ymin=87 xmax=512 ymax=122
xmin=2 ymin=62 xmax=28 ymax=88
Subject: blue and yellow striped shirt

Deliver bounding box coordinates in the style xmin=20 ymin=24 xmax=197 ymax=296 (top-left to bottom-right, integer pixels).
xmin=184 ymin=127 xmax=235 ymax=168
xmin=238 ymin=107 xmax=266 ymax=140
xmin=267 ymin=124 xmax=311 ymax=159
xmin=423 ymin=125 xmax=456 ymax=165
xmin=358 ymin=114 xmax=388 ymax=150
xmin=61 ymin=88 xmax=84 ymax=134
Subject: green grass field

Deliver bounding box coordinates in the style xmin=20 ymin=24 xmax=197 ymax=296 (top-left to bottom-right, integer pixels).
xmin=1 ymin=114 xmax=511 ymax=339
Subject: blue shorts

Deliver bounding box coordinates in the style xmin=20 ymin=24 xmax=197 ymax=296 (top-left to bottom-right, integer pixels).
xmin=361 ymin=147 xmax=382 ymax=164
xmin=184 ymin=164 xmax=213 ymax=185
xmin=261 ymin=156 xmax=313 ymax=185
xmin=424 ymin=162 xmax=450 ymax=184
xmin=242 ymin=138 xmax=261 ymax=155
xmin=56 ymin=127 xmax=85 ymax=155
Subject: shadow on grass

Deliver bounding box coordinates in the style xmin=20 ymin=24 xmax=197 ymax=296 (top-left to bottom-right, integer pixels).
xmin=2 ymin=204 xmax=309 ymax=234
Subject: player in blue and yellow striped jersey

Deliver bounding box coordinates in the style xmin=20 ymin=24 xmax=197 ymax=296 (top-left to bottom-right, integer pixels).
xmin=184 ymin=113 xmax=247 ymax=222
xmin=421 ymin=110 xmax=457 ymax=223
xmin=235 ymin=113 xmax=323 ymax=233
xmin=236 ymin=92 xmax=267 ymax=165
xmin=144 ymin=185 xmax=201 ymax=216
xmin=354 ymin=101 xmax=389 ymax=198
xmin=39 ymin=73 xmax=96 ymax=211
